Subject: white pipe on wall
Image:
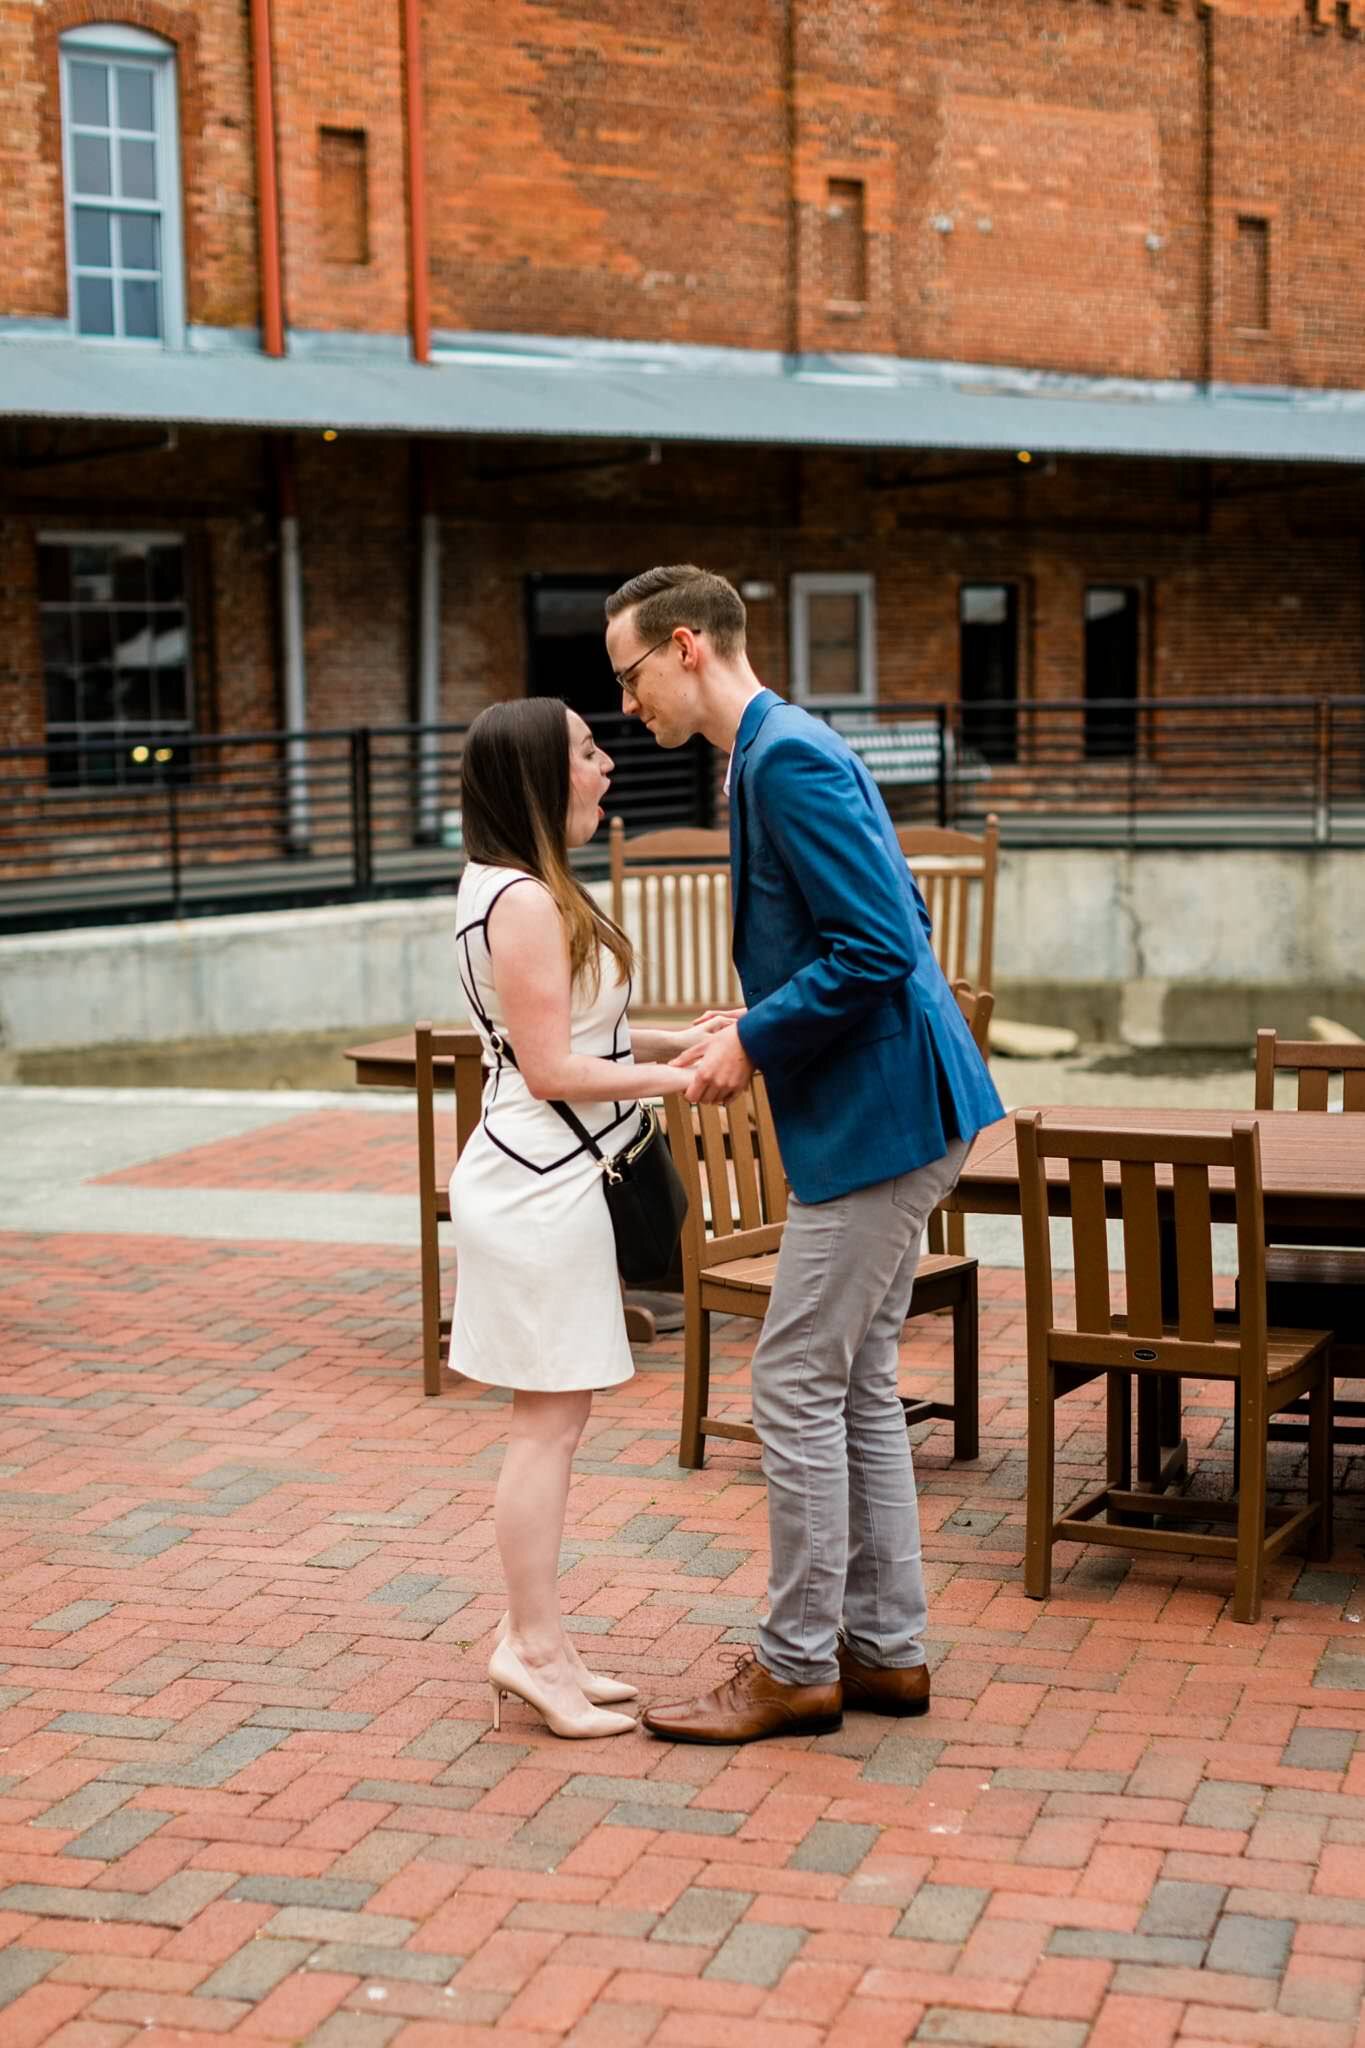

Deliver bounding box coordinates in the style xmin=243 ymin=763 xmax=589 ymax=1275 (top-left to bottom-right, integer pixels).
xmin=279 ymin=511 xmax=310 ymax=851
xmin=416 ymin=508 xmax=441 ymax=840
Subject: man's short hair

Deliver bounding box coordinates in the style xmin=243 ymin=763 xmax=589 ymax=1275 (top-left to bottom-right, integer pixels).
xmin=605 ymin=564 xmax=747 ymax=658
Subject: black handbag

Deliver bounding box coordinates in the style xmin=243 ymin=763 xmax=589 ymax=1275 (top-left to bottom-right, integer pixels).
xmin=492 ymin=1034 xmax=690 ymax=1286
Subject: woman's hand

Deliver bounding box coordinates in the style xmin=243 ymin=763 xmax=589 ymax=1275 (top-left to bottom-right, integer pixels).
xmin=691 ymin=1006 xmax=746 ymax=1036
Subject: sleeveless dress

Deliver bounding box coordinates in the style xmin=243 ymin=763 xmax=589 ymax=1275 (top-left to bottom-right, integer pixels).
xmin=447 ymin=860 xmax=641 ymax=1392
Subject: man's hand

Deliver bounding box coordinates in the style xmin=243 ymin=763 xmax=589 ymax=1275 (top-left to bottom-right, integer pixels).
xmin=672 ymin=1022 xmax=755 ymax=1105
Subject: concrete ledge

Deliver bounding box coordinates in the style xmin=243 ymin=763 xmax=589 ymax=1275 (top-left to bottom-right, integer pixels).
xmin=1 ymin=848 xmax=1361 ymax=1055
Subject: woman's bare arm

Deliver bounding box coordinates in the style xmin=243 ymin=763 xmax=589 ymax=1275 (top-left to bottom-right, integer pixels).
xmin=488 ymin=885 xmax=690 ymax=1102
xmin=628 ymin=1023 xmax=709 ymax=1061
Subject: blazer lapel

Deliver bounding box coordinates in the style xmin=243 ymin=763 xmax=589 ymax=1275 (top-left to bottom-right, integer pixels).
xmin=727 ymin=690 xmax=778 ymax=942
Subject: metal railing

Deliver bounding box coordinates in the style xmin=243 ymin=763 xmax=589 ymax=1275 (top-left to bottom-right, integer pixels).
xmin=0 ymin=712 xmax=716 ymax=931
xmin=1 ymin=697 xmax=1361 ymax=932
xmin=823 ymin=694 xmax=1365 ymax=848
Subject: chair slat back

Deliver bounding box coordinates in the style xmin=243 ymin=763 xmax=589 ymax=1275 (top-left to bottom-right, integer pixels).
xmin=1254 ymin=1027 xmax=1365 ymax=1112
xmin=751 ymin=1079 xmax=789 ymax=1225
xmin=1172 ymin=1163 xmax=1216 ymax=1342
xmin=414 ymin=1022 xmax=480 ymax=1179
xmin=952 ymin=979 xmax=994 ymax=1056
xmin=898 ymin=814 xmax=998 ymax=992
xmin=1068 ymin=1157 xmax=1111 ymax=1331
xmin=610 ymin=817 xmax=738 ymax=1013
xmin=664 ymin=1075 xmax=787 ymax=1272
xmin=1015 ymin=1112 xmax=1262 ymax=1374
xmin=1119 ymin=1160 xmax=1164 ymax=1337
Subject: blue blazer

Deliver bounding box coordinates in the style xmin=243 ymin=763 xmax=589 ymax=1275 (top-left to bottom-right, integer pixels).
xmin=731 ymin=690 xmax=1004 ymax=1205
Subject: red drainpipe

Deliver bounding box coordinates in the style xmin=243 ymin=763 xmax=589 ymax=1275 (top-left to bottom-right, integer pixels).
xmin=249 ymin=0 xmax=286 ymax=357
xmin=401 ymin=0 xmax=432 ymax=364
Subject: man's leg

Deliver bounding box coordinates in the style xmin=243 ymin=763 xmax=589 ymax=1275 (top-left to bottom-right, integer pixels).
xmin=753 ymin=1180 xmax=922 ymax=1688
xmin=842 ymin=1138 xmax=970 ymax=1671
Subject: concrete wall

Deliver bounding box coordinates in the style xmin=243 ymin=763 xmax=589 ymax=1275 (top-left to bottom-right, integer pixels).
xmin=1 ymin=848 xmax=1361 ymax=1057
xmin=0 ymin=896 xmax=470 ymax=1057
xmin=992 ymin=847 xmax=1364 ymax=1045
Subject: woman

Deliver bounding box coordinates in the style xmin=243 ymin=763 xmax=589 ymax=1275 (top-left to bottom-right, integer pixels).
xmin=450 ymin=697 xmax=699 ymax=1740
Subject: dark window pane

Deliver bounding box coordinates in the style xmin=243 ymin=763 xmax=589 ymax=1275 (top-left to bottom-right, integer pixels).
xmin=149 ymin=619 xmax=188 ymax=671
xmin=117 ymin=210 xmax=159 ymax=272
xmin=69 ymin=61 xmax=109 ymax=127
xmin=80 ymin=742 xmax=120 ymax=786
xmin=153 ymin=663 xmax=189 ymax=721
xmin=111 ymin=545 xmax=148 ymax=603
xmin=1084 ymin=585 xmax=1140 ymax=759
xmin=74 ymin=206 xmax=112 ymax=268
xmin=118 ymin=665 xmax=156 ymax=723
xmin=147 ymin=544 xmax=184 ymax=603
xmin=73 ymin=132 xmax=112 ymax=196
xmin=45 ymin=673 xmax=79 ymax=725
xmin=532 ymin=589 xmax=609 ymax=637
xmin=119 ymin=137 xmax=156 ymax=200
xmin=122 ymin=276 xmax=161 ymax=338
xmin=77 ymin=610 xmax=114 ymax=669
xmin=37 ymin=547 xmax=72 ymax=602
xmin=804 ymin=592 xmax=862 ymax=699
xmin=116 ymin=66 xmax=155 ymax=133
xmin=959 ymin=582 xmax=1018 ymax=763
xmin=76 ymin=272 xmax=115 ymax=334
xmin=72 ymin=546 xmax=114 ymax=602
xmin=78 ymin=665 xmax=117 ymax=726
xmin=40 ymin=613 xmax=75 ymax=669
xmin=113 ymin=606 xmax=150 ymax=668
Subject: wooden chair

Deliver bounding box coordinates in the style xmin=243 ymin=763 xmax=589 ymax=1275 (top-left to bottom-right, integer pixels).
xmin=608 ymin=817 xmax=739 ymax=1016
xmin=1254 ymin=1029 xmax=1365 ymax=1447
xmin=896 ymin=814 xmax=999 ymax=995
xmin=663 ymin=1076 xmax=981 ymax=1469
xmin=1016 ymin=1109 xmax=1333 ymax=1625
xmin=415 ymin=1024 xmax=485 ymax=1397
xmin=928 ymin=980 xmax=995 ymax=1261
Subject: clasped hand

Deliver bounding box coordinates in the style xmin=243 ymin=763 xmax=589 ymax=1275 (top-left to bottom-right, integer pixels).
xmin=671 ymin=1016 xmax=754 ymax=1105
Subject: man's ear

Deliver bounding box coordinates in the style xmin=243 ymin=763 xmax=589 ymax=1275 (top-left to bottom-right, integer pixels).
xmin=674 ymin=626 xmax=701 ymax=669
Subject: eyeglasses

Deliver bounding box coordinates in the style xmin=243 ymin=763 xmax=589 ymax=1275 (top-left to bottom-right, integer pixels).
xmin=612 ymin=634 xmax=677 ymax=691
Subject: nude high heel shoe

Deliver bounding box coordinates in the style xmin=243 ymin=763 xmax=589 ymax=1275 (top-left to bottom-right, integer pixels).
xmin=488 ymin=1641 xmax=636 ymax=1740
xmin=494 ymin=1611 xmax=638 ymax=1706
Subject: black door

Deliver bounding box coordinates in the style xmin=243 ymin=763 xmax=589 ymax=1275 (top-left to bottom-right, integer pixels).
xmin=525 ymin=576 xmax=625 ymax=714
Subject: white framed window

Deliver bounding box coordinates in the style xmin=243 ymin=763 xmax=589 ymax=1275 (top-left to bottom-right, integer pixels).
xmin=59 ymin=25 xmax=184 ymax=347
xmin=38 ymin=532 xmax=194 ymax=788
xmin=789 ymin=573 xmax=877 ymax=706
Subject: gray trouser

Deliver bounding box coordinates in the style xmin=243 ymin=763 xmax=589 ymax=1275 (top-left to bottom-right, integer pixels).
xmin=753 ymin=1137 xmax=971 ymax=1688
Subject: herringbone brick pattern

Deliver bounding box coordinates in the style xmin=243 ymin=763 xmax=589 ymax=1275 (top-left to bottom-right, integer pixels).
xmin=96 ymin=1112 xmax=423 ymax=1196
xmin=2 ymin=1110 xmax=1364 ymax=2047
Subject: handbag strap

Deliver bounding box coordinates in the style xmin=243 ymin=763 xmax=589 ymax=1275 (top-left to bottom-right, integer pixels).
xmin=489 ymin=1028 xmax=624 ymax=1181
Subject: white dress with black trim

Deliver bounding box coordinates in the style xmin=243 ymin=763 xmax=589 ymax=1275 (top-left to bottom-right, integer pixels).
xmin=447 ymin=859 xmax=640 ymax=1392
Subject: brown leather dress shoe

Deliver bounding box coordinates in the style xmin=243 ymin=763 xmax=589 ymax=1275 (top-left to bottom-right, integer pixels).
xmin=642 ymin=1655 xmax=843 ymax=1745
xmin=837 ymin=1643 xmax=930 ymax=1717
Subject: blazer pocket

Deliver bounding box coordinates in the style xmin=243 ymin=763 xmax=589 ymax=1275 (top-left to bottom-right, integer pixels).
xmin=842 ymin=1002 xmax=903 ymax=1051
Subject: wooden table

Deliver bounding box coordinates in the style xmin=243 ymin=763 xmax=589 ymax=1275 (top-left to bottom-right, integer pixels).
xmin=345 ymin=1030 xmax=485 ymax=1152
xmin=948 ymin=1105 xmax=1365 ymax=1487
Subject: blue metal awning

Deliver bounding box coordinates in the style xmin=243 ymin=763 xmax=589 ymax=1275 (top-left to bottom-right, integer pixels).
xmin=4 ymin=330 xmax=1365 ymax=465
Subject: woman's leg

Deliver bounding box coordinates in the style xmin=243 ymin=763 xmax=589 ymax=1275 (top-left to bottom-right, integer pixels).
xmin=495 ymin=1387 xmax=593 ymax=1703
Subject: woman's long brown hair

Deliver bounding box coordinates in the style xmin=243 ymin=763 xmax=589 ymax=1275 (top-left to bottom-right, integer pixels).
xmin=459 ymin=697 xmax=633 ymax=995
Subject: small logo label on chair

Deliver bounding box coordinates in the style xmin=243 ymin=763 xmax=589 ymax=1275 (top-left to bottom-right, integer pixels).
xmin=1132 ymin=1347 xmax=1158 ymax=1362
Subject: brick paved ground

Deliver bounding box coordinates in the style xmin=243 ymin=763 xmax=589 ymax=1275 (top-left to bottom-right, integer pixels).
xmin=95 ymin=1114 xmax=423 ymax=1197
xmin=2 ymin=1108 xmax=1364 ymax=2048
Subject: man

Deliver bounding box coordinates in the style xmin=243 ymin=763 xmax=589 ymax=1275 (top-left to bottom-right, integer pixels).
xmin=604 ymin=564 xmax=1003 ymax=1744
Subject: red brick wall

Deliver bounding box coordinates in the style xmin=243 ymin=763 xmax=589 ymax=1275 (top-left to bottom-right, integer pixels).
xmin=4 ymin=435 xmax=1362 ymax=745
xmin=7 ymin=0 xmax=260 ymax=329
xmin=5 ymin=0 xmax=1365 ymax=385
xmin=270 ymin=0 xmax=409 ymax=337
